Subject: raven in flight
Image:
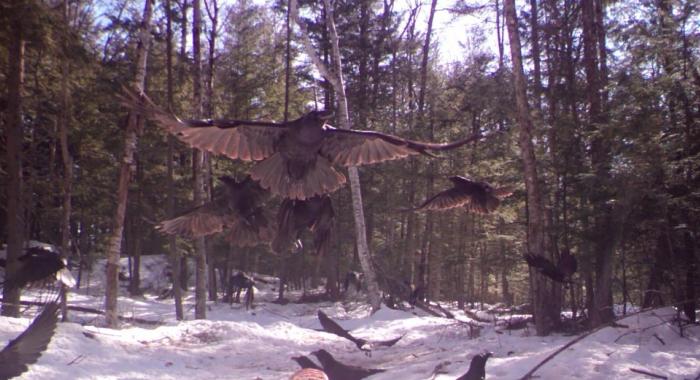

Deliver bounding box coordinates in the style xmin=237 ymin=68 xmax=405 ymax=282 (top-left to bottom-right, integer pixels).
xmin=157 ymin=175 xmax=273 ymax=247
xmin=0 ymin=294 xmax=61 ymax=380
xmin=524 ymin=249 xmax=577 ymax=283
xmin=121 ymin=89 xmax=482 ymax=200
xmin=273 ymin=196 xmax=335 ymax=255
xmin=0 ymin=247 xmax=75 ymax=290
xmin=311 ymin=349 xmax=385 ymax=380
xmin=317 ymin=310 xmax=402 ymax=353
xmin=408 ymin=176 xmax=512 ymax=214
xmin=456 ymin=352 xmax=492 ymax=380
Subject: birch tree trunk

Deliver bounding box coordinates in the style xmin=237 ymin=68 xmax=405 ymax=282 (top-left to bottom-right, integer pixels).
xmin=290 ymin=0 xmax=382 ymax=312
xmin=105 ymin=0 xmax=154 ymax=328
xmin=192 ymin=0 xmax=208 ymax=319
xmin=504 ymin=0 xmax=556 ymax=335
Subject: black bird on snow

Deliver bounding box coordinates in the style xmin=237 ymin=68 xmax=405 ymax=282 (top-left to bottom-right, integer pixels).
xmin=292 ymin=355 xmax=324 ymax=371
xmin=407 ymin=176 xmax=513 ymax=214
xmin=456 ymin=352 xmax=492 ymax=380
xmin=311 ymin=349 xmax=385 ymax=380
xmin=273 ymin=196 xmax=335 ymax=255
xmin=0 ymin=247 xmax=75 ymax=290
xmin=524 ymin=249 xmax=577 ymax=284
xmin=157 ymin=175 xmax=274 ymax=247
xmin=317 ymin=310 xmax=402 ymax=353
xmin=121 ymin=88 xmax=482 ymax=200
xmin=0 ymin=294 xmax=61 ymax=380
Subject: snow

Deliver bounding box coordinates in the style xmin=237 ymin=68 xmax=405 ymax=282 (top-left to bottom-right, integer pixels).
xmin=2 ymin=255 xmax=699 ymax=380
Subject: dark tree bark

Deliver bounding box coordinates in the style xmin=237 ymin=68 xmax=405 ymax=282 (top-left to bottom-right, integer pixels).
xmin=504 ymin=0 xmax=557 ymax=335
xmin=165 ymin=0 xmax=184 ymax=320
xmin=1 ymin=2 xmax=27 ymax=317
xmin=105 ymin=0 xmax=154 ymax=328
xmin=582 ymin=0 xmax=614 ymax=327
xmin=59 ymin=0 xmax=74 ymax=321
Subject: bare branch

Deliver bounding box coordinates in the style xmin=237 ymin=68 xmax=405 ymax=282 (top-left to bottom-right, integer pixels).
xmin=289 ymin=0 xmax=341 ymax=90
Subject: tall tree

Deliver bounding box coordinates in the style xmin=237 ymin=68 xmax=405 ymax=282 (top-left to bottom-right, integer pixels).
xmin=291 ymin=0 xmax=382 ymax=312
xmin=1 ymin=0 xmax=28 ymax=317
xmin=192 ymin=0 xmax=208 ymax=319
xmin=165 ymin=0 xmax=185 ymax=321
xmin=504 ymin=0 xmax=556 ymax=334
xmin=104 ymin=0 xmax=154 ymax=328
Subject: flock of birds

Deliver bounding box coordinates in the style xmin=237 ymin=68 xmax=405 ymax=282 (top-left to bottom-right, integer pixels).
xmin=0 ymin=88 xmax=580 ymax=379
xmin=120 ymin=88 xmax=520 ymax=258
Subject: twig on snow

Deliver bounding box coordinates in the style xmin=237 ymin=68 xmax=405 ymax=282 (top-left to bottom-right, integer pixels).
xmin=629 ymin=368 xmax=668 ymax=379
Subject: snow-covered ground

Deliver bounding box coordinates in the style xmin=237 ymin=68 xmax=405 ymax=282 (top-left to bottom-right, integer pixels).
xmin=1 ymin=255 xmax=699 ymax=380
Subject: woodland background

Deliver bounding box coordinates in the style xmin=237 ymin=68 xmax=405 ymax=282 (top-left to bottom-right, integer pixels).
xmin=0 ymin=0 xmax=698 ymax=336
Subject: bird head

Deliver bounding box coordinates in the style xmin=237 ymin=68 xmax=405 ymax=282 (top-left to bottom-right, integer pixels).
xmin=311 ymin=349 xmax=333 ymax=363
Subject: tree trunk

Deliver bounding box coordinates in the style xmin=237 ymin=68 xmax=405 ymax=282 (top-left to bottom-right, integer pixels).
xmin=104 ymin=0 xmax=153 ymax=328
xmin=165 ymin=0 xmax=184 ymax=320
xmin=59 ymin=0 xmax=74 ymax=321
xmin=1 ymin=4 xmax=26 ymax=317
xmin=504 ymin=0 xmax=556 ymax=335
xmin=582 ymin=0 xmax=614 ymax=327
xmin=192 ymin=0 xmax=207 ymax=319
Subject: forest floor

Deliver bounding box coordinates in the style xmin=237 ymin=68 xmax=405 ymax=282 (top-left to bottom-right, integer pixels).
xmin=1 ymin=254 xmax=699 ymax=380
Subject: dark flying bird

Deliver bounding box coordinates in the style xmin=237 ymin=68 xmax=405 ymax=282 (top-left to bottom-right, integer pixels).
xmin=292 ymin=355 xmax=324 ymax=371
xmin=524 ymin=249 xmax=577 ymax=284
xmin=311 ymin=349 xmax=385 ymax=380
xmin=157 ymin=175 xmax=273 ymax=247
xmin=0 ymin=247 xmax=75 ymax=290
xmin=408 ymin=176 xmax=513 ymax=214
xmin=273 ymin=196 xmax=334 ymax=255
xmin=121 ymin=88 xmax=482 ymax=200
xmin=317 ymin=310 xmax=402 ymax=353
xmin=0 ymin=296 xmax=61 ymax=380
xmin=456 ymin=352 xmax=492 ymax=380
xmin=318 ymin=310 xmax=369 ymax=351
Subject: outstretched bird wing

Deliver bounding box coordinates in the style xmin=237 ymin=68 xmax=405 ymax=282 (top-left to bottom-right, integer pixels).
xmin=409 ymin=187 xmax=475 ymax=212
xmin=120 ymin=87 xmax=285 ymax=161
xmin=321 ymin=127 xmax=482 ymax=166
xmin=317 ymin=310 xmax=368 ymax=351
xmin=157 ymin=201 xmax=234 ymax=238
xmin=0 ymin=298 xmax=60 ymax=380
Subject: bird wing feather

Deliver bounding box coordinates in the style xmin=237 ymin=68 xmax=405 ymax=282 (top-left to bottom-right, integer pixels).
xmin=321 ymin=128 xmax=482 ymax=166
xmin=412 ymin=187 xmax=476 ymax=211
xmin=120 ymin=87 xmax=285 ymax=161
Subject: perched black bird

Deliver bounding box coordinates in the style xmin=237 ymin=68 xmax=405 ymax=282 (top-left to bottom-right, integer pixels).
xmin=121 ymin=89 xmax=482 ymax=200
xmin=0 ymin=247 xmax=75 ymax=290
xmin=157 ymin=175 xmax=273 ymax=247
xmin=408 ymin=176 xmax=512 ymax=214
xmin=292 ymin=355 xmax=324 ymax=371
xmin=343 ymin=271 xmax=363 ymax=294
xmin=317 ymin=310 xmax=402 ymax=353
xmin=311 ymin=349 xmax=385 ymax=380
xmin=0 ymin=296 xmax=60 ymax=380
xmin=273 ymin=196 xmax=334 ymax=255
xmin=456 ymin=352 xmax=492 ymax=380
xmin=524 ymin=249 xmax=577 ymax=284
